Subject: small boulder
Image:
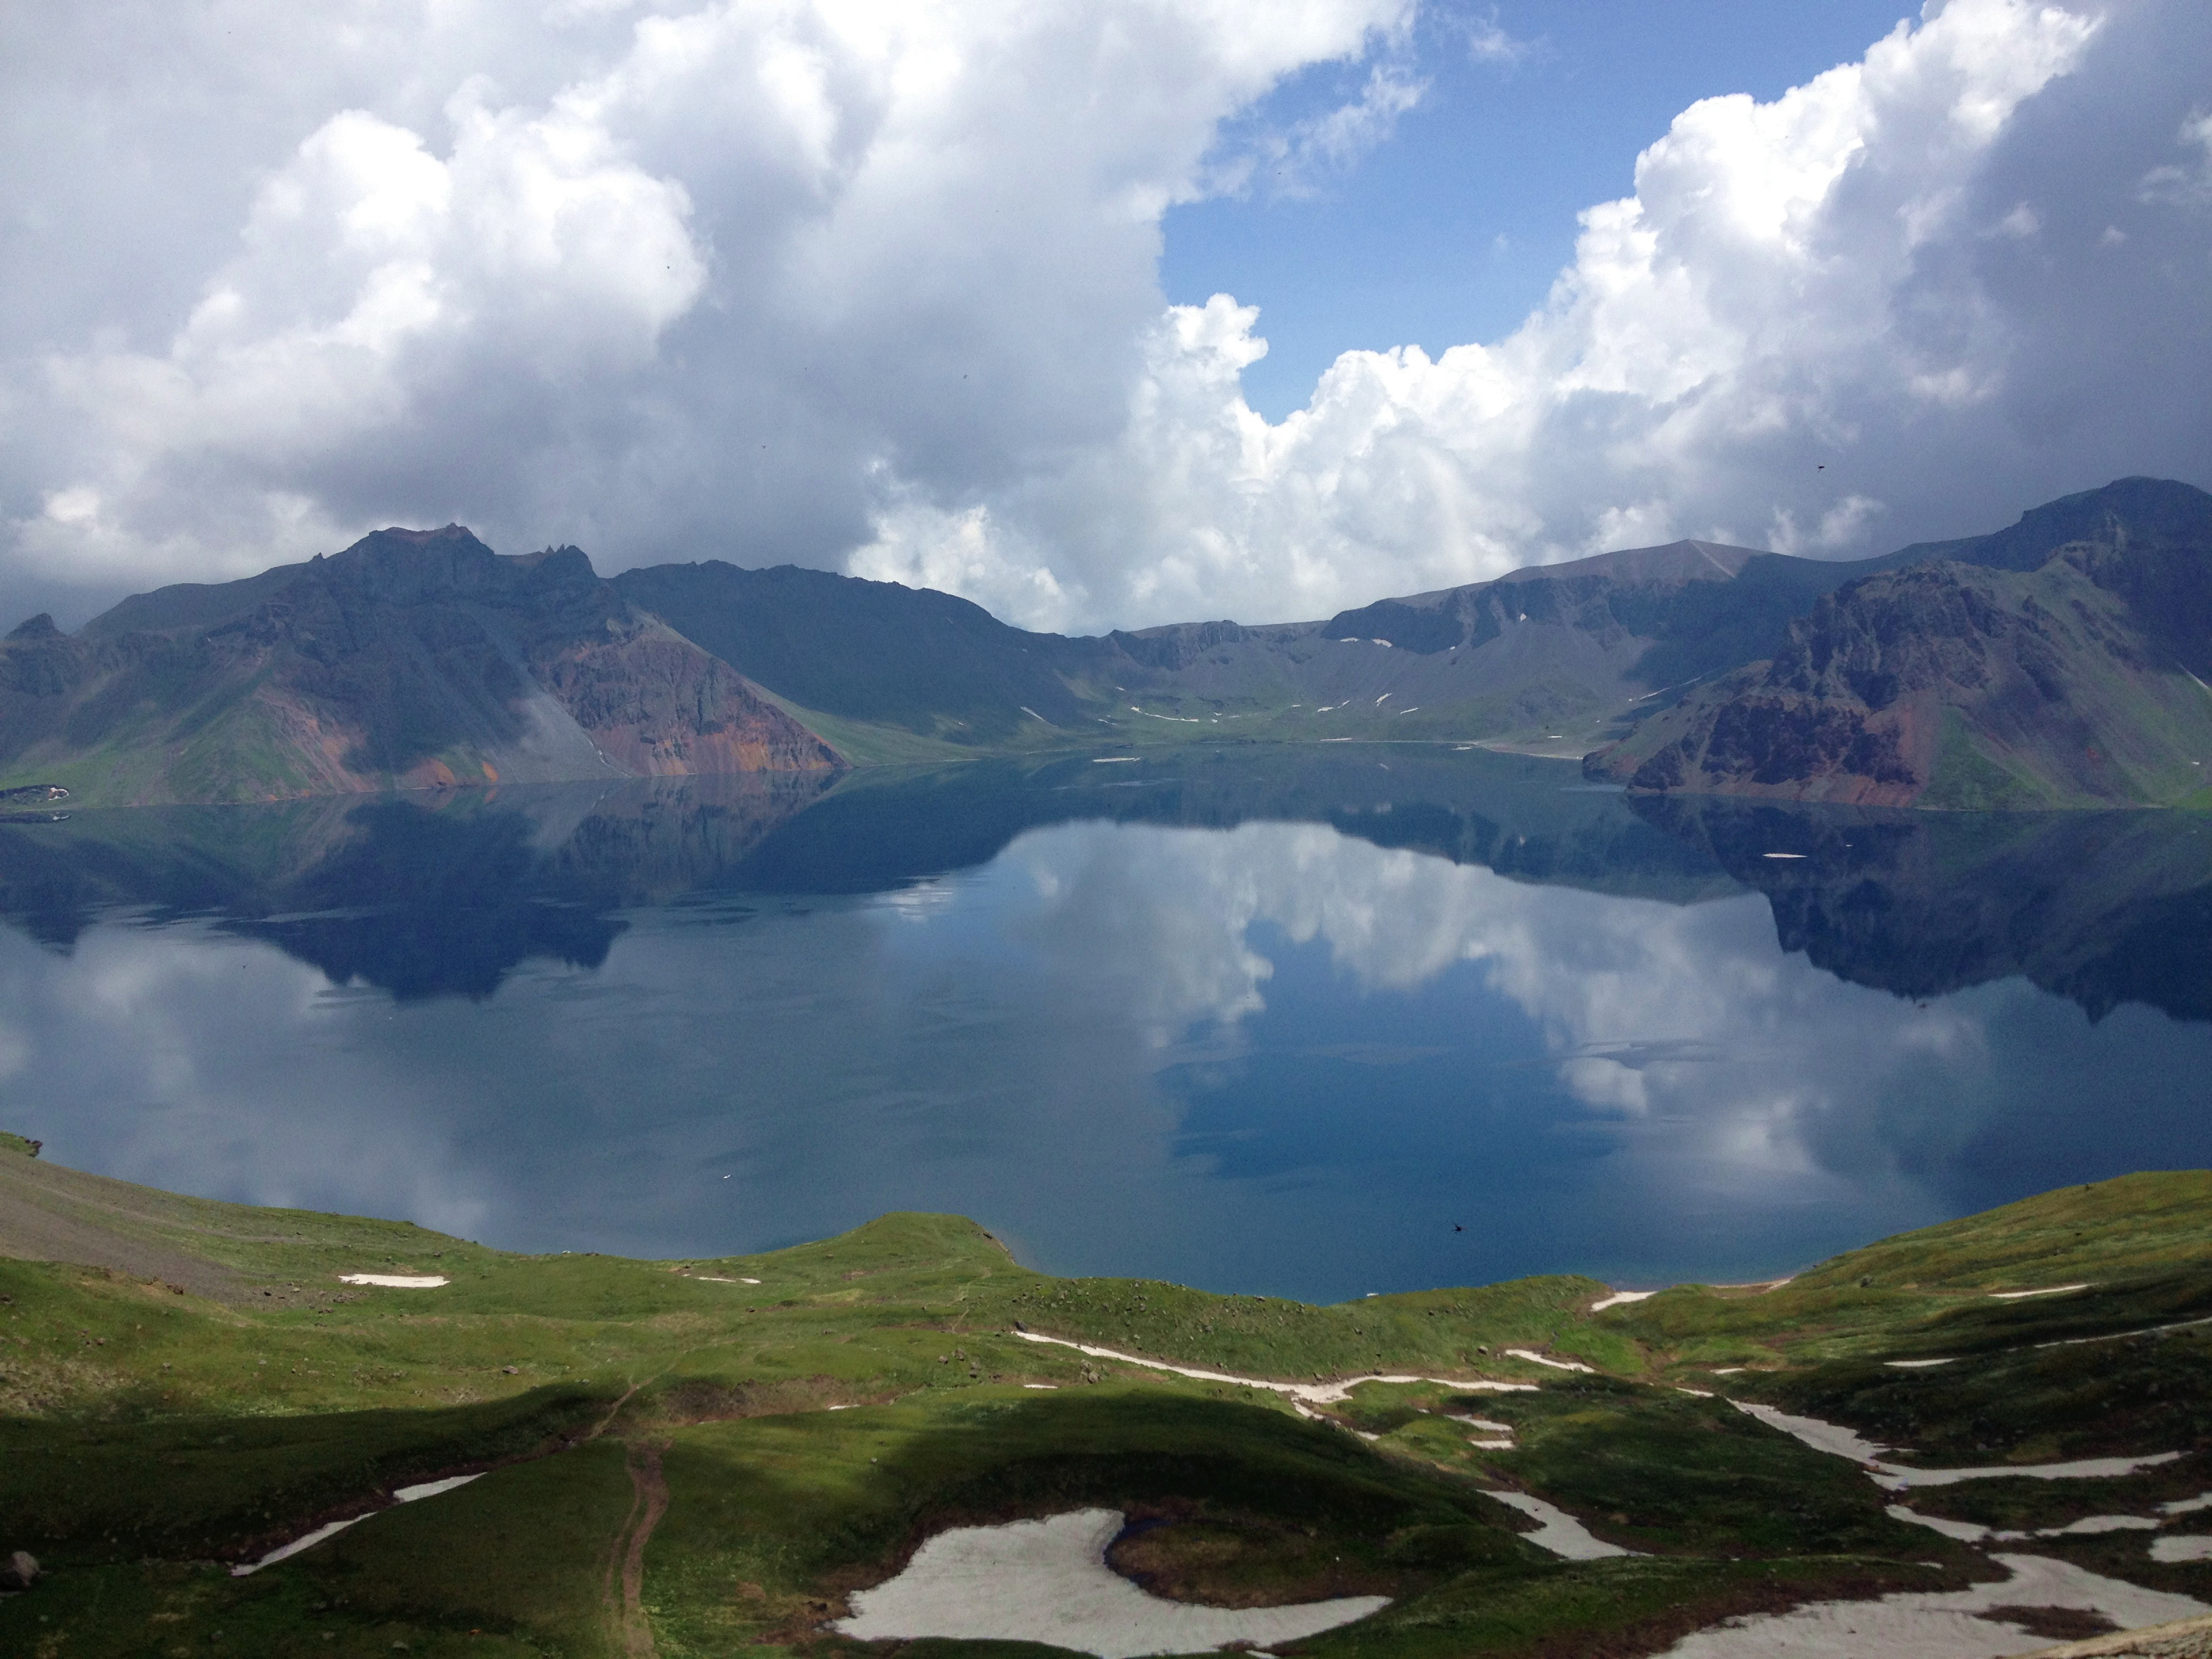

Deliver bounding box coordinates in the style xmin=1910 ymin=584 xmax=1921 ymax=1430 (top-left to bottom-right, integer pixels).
xmin=1 ymin=1550 xmax=40 ymax=1591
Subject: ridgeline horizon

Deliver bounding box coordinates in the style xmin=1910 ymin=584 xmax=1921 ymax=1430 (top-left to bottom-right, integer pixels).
xmin=3 ymin=475 xmax=2208 ymax=809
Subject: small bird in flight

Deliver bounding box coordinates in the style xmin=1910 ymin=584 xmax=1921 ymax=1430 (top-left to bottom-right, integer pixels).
xmin=1452 ymin=1223 xmax=1465 ymax=1233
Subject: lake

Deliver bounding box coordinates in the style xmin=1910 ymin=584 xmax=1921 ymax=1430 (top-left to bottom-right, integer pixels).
xmin=2 ymin=745 xmax=2207 ymax=1303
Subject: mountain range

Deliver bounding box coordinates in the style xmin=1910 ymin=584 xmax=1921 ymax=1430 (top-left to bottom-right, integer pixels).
xmin=1 ymin=476 xmax=2207 ymax=807
xmin=0 ymin=529 xmax=837 ymax=802
xmin=1586 ymin=479 xmax=2212 ymax=807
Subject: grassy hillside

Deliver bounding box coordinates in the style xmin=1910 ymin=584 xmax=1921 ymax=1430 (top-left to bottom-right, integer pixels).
xmin=13 ymin=481 xmax=2209 ymax=808
xmin=5 ymin=1132 xmax=2211 ymax=1656
xmin=1589 ymin=545 xmax=2212 ymax=808
xmin=0 ymin=531 xmax=840 ymax=807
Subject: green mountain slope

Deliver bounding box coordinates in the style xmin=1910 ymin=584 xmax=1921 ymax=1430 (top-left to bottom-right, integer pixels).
xmin=0 ymin=527 xmax=840 ymax=804
xmin=612 ymin=560 xmax=1128 ymax=746
xmin=614 ymin=537 xmax=1894 ymax=758
xmin=9 ymin=478 xmax=2207 ymax=805
xmin=1585 ymin=497 xmax=2212 ymax=806
xmin=590 ymin=482 xmax=2212 ymax=765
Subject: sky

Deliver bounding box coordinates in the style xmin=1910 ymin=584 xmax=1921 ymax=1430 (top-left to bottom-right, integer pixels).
xmin=1162 ymin=1 xmax=1936 ymax=417
xmin=2 ymin=0 xmax=2209 ymax=634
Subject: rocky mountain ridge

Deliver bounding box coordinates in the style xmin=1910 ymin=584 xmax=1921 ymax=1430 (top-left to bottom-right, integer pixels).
xmin=0 ymin=527 xmax=838 ymax=804
xmin=3 ymin=477 xmax=2207 ymax=806
xmin=1586 ymin=483 xmax=2212 ymax=808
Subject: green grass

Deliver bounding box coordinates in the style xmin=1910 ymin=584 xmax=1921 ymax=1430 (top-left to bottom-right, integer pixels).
xmin=1299 ymin=1555 xmax=1965 ymax=1659
xmin=641 ymin=1389 xmax=1542 ymax=1652
xmin=1445 ymin=1376 xmax=1948 ymax=1559
xmin=1922 ymin=706 xmax=2052 ymax=810
xmin=5 ymin=1134 xmax=2211 ymax=1656
xmin=1900 ymin=1453 xmax=2212 ymax=1532
xmin=1599 ymin=1172 xmax=2212 ymax=1378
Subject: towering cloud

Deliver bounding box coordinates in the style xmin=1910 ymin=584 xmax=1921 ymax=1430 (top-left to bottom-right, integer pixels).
xmin=3 ymin=0 xmax=2207 ymax=632
xmin=859 ymin=0 xmax=2212 ymax=626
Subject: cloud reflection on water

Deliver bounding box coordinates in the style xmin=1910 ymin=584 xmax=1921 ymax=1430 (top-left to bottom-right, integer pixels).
xmin=4 ymin=806 xmax=2208 ymax=1301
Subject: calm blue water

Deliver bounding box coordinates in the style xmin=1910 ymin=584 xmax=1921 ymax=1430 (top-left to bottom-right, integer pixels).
xmin=1 ymin=747 xmax=2207 ymax=1302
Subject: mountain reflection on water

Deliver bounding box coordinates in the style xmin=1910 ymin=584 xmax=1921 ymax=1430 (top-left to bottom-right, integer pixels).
xmin=0 ymin=747 xmax=2206 ymax=1300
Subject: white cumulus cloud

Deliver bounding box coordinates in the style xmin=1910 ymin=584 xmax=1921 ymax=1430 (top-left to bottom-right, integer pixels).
xmin=1 ymin=0 xmax=2207 ymax=633
xmin=1 ymin=0 xmax=1411 ymax=615
xmin=863 ymin=0 xmax=2212 ymax=630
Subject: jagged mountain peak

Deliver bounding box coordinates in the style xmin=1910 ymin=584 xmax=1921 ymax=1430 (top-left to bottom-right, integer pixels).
xmin=2 ymin=525 xmax=839 ymax=802
xmin=1880 ymin=476 xmax=2212 ymax=573
xmin=1587 ymin=502 xmax=2212 ymax=808
xmin=8 ymin=477 xmax=2207 ymax=806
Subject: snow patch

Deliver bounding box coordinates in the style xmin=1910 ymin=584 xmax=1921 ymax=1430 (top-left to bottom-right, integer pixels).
xmin=1010 ymin=1330 xmax=1537 ymax=1403
xmin=232 ymin=1474 xmax=483 ymax=1575
xmin=1591 ymin=1290 xmax=1658 ymax=1312
xmin=1656 ymin=1553 xmax=2205 ymax=1658
xmin=1485 ymin=1491 xmax=1639 ymax=1561
xmin=831 ymin=1509 xmax=1387 ymax=1655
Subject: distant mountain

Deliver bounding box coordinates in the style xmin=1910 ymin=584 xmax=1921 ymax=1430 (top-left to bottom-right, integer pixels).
xmin=7 ymin=478 xmax=2207 ymax=807
xmin=1585 ymin=479 xmax=2212 ymax=807
xmin=0 ymin=527 xmax=840 ymax=804
xmin=609 ymin=536 xmax=1883 ymax=761
xmin=610 ymin=560 xmax=1129 ymax=756
xmin=612 ymin=503 xmax=2208 ymax=768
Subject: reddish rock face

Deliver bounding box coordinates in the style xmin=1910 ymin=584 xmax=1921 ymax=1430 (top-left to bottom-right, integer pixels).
xmin=533 ymin=621 xmax=838 ymax=777
xmin=1627 ymin=695 xmax=1928 ymax=807
xmin=1589 ymin=533 xmax=2212 ymax=810
xmin=0 ymin=525 xmax=843 ymax=805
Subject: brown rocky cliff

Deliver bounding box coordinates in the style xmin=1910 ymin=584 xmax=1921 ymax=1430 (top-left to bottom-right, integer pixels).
xmin=1586 ymin=546 xmax=2212 ymax=808
xmin=531 ymin=617 xmax=840 ymax=775
xmin=0 ymin=525 xmax=846 ymax=803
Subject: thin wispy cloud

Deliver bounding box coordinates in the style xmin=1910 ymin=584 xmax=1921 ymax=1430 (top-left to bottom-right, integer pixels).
xmin=1461 ymin=6 xmax=1538 ymax=67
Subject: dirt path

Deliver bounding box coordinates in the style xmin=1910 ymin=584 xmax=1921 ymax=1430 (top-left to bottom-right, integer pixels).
xmin=604 ymin=1439 xmax=671 ymax=1658
xmin=591 ymin=1374 xmax=653 ymax=1441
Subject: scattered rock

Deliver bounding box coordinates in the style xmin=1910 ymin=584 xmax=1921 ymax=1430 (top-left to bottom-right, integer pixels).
xmin=502 ymin=1366 xmax=518 ymax=1375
